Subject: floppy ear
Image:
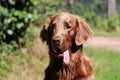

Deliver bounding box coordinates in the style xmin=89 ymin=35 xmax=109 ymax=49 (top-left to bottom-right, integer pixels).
xmin=75 ymin=16 xmax=93 ymax=45
xmin=40 ymin=15 xmax=56 ymax=45
xmin=40 ymin=18 xmax=51 ymax=42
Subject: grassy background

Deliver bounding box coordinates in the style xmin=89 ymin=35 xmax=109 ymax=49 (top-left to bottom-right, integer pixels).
xmin=0 ymin=26 xmax=120 ymax=80
xmin=84 ymin=47 xmax=120 ymax=80
xmin=92 ymin=28 xmax=120 ymax=37
xmin=2 ymin=43 xmax=120 ymax=80
xmin=1 ymin=0 xmax=120 ymax=80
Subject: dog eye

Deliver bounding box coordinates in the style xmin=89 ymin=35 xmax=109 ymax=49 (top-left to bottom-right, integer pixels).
xmin=66 ymin=25 xmax=71 ymax=29
xmin=50 ymin=24 xmax=55 ymax=31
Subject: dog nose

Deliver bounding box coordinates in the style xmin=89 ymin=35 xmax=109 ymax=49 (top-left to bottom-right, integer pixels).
xmin=52 ymin=36 xmax=61 ymax=45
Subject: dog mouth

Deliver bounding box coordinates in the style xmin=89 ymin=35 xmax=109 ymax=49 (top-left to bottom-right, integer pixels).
xmin=54 ymin=48 xmax=65 ymax=57
xmin=54 ymin=48 xmax=62 ymax=55
xmin=54 ymin=48 xmax=70 ymax=64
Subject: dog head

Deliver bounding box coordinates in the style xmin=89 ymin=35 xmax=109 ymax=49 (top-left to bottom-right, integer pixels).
xmin=40 ymin=12 xmax=92 ymax=64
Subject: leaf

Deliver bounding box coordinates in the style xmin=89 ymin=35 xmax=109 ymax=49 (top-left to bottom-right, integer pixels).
xmin=0 ymin=6 xmax=8 ymax=15
xmin=28 ymin=13 xmax=32 ymax=19
xmin=7 ymin=29 xmax=13 ymax=35
xmin=8 ymin=0 xmax=16 ymax=5
xmin=0 ymin=68 xmax=6 ymax=74
xmin=16 ymin=23 xmax=24 ymax=29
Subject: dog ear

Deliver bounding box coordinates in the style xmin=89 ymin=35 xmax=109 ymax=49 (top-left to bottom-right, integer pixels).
xmin=40 ymin=18 xmax=51 ymax=42
xmin=40 ymin=15 xmax=56 ymax=45
xmin=75 ymin=16 xmax=93 ymax=45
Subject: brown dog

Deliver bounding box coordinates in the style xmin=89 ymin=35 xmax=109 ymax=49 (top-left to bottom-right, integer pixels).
xmin=41 ymin=12 xmax=95 ymax=80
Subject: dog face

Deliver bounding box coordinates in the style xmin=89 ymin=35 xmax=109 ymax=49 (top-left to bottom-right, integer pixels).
xmin=50 ymin=14 xmax=76 ymax=55
xmin=41 ymin=12 xmax=92 ymax=58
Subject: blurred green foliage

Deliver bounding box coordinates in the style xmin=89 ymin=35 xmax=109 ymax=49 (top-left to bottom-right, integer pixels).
xmin=33 ymin=0 xmax=63 ymax=25
xmin=70 ymin=1 xmax=119 ymax=31
xmin=0 ymin=0 xmax=63 ymax=43
xmin=0 ymin=0 xmax=120 ymax=77
xmin=0 ymin=0 xmax=63 ymax=75
xmin=0 ymin=0 xmax=37 ymax=43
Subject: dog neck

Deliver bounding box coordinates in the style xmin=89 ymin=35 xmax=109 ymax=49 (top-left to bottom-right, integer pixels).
xmin=48 ymin=44 xmax=88 ymax=79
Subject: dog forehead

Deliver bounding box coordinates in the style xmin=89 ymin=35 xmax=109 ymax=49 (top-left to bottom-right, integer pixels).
xmin=53 ymin=13 xmax=75 ymax=22
xmin=50 ymin=13 xmax=77 ymax=32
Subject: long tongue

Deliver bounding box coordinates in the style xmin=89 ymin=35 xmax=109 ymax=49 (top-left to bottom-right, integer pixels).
xmin=63 ymin=50 xmax=70 ymax=64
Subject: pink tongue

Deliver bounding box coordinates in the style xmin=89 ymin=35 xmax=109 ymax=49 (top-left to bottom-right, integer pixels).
xmin=63 ymin=50 xmax=70 ymax=64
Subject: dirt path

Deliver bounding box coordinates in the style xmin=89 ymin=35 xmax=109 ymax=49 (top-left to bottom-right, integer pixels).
xmin=85 ymin=37 xmax=120 ymax=51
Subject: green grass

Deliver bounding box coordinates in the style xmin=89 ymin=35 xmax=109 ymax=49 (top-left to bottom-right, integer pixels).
xmin=92 ymin=28 xmax=120 ymax=37
xmin=1 ymin=47 xmax=119 ymax=80
xmin=0 ymin=48 xmax=48 ymax=80
xmin=84 ymin=47 xmax=120 ymax=80
xmin=0 ymin=26 xmax=120 ymax=80
xmin=0 ymin=26 xmax=49 ymax=80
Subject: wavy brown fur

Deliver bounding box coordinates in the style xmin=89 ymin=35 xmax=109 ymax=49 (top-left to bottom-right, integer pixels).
xmin=40 ymin=12 xmax=95 ymax=80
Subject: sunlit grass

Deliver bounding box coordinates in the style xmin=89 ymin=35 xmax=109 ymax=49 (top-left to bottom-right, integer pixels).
xmin=0 ymin=26 xmax=120 ymax=80
xmin=92 ymin=28 xmax=120 ymax=37
xmin=84 ymin=47 xmax=120 ymax=80
xmin=2 ymin=47 xmax=120 ymax=80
